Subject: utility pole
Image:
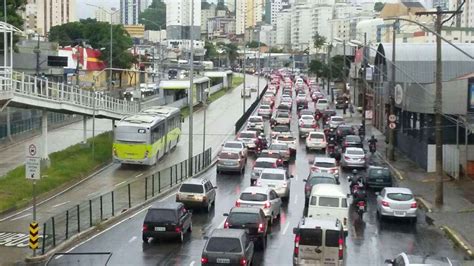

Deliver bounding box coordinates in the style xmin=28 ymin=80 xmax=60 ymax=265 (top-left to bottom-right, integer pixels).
xmin=34 ymin=35 xmax=40 ymax=76
xmin=257 ymin=30 xmax=261 ymax=96
xmin=362 ymin=33 xmax=367 ymax=129
xmin=243 ymin=44 xmax=247 ymax=115
xmin=188 ymin=0 xmax=195 ymax=177
xmin=388 ymin=22 xmax=397 ymax=161
xmin=343 ymin=40 xmax=346 ymax=93
xmin=416 ymin=6 xmax=462 ymax=206
xmin=327 ymin=44 xmax=332 ymax=96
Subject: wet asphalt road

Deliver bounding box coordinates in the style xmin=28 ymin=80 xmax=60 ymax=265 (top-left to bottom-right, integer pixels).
xmin=48 ymin=83 xmax=465 ymax=266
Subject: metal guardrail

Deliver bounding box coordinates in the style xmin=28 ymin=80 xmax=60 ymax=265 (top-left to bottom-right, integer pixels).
xmin=235 ymin=85 xmax=268 ymax=134
xmin=40 ymin=148 xmax=212 ymax=255
xmin=0 ymin=71 xmax=140 ymax=115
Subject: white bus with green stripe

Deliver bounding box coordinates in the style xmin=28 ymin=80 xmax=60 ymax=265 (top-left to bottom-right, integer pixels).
xmin=113 ymin=106 xmax=182 ymax=165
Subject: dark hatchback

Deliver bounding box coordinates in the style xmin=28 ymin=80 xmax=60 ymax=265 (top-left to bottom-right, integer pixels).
xmin=142 ymin=202 xmax=192 ymax=243
xmin=201 ymin=229 xmax=254 ymax=266
xmin=336 ymin=125 xmax=356 ymax=142
xmin=343 ymin=135 xmax=363 ymax=150
xmin=224 ymin=207 xmax=268 ymax=250
xmin=303 ymin=173 xmax=339 ymax=205
xmin=365 ymin=166 xmax=393 ymax=189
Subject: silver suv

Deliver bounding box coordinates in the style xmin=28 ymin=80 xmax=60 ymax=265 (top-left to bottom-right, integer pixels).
xmin=176 ymin=177 xmax=217 ymax=212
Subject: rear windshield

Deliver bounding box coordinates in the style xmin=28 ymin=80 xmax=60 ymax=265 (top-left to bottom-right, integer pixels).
xmin=314 ymin=161 xmax=335 ymax=168
xmin=270 ymin=144 xmax=288 ymax=150
xmin=260 ymin=153 xmax=280 ymax=159
xmin=346 ymin=136 xmax=361 ymax=142
xmin=277 ymin=112 xmax=289 ymax=118
xmin=144 ymin=209 xmax=177 ymax=223
xmin=228 ymin=213 xmax=260 ymax=224
xmin=249 ymin=117 xmax=262 ymax=122
xmin=239 ymin=132 xmax=256 ymax=138
xmin=387 ymin=193 xmax=413 ymax=201
xmin=277 ymin=136 xmax=295 ymax=142
xmin=224 ymin=142 xmax=242 ymax=149
xmin=261 ymin=173 xmax=285 ymax=180
xmin=370 ymin=169 xmax=390 ymax=178
xmin=301 ymin=116 xmax=313 ymax=120
xmin=240 ymin=192 xmax=267 ymax=202
xmin=260 ymin=105 xmax=270 ymax=109
xmin=300 ymin=111 xmax=313 ymax=116
xmin=325 ymin=230 xmax=341 ymax=247
xmin=255 ymin=161 xmax=276 ymax=168
xmin=309 ymin=177 xmax=336 ymax=185
xmin=219 ymin=152 xmax=240 ymax=159
xmin=318 ymin=197 xmax=340 ymax=207
xmin=309 ymin=133 xmax=324 ymax=139
xmin=347 ymin=149 xmax=364 ymax=155
xmin=299 ymin=229 xmax=322 ymax=246
xmin=179 ymin=184 xmax=204 ymax=193
xmin=332 ymin=117 xmax=344 ymax=122
xmin=273 ymin=126 xmax=290 ymax=132
xmin=301 ymin=124 xmax=315 ymax=128
xmin=318 ymin=100 xmax=328 ymax=104
xmin=206 ymin=237 xmax=242 ymax=253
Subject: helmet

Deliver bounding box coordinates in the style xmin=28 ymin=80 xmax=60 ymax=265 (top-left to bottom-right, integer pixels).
xmin=260 ymin=133 xmax=265 ymax=138
xmin=371 ymin=135 xmax=375 ymax=139
xmin=352 ymin=169 xmax=358 ymax=175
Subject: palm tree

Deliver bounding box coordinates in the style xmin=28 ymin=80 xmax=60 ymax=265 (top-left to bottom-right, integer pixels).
xmin=217 ymin=42 xmax=238 ymax=66
xmin=313 ymin=33 xmax=326 ymax=51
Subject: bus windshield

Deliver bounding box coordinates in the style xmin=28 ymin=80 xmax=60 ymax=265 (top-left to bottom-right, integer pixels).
xmin=114 ymin=127 xmax=148 ymax=144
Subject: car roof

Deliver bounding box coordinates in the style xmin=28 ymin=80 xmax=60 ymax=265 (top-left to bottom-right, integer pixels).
xmin=230 ymin=207 xmax=262 ymax=214
xmin=310 ymin=184 xmax=346 ymax=197
xmin=331 ymin=116 xmax=343 ymax=119
xmin=345 ymin=147 xmax=364 ymax=152
xmin=210 ymin=228 xmax=245 ymax=238
xmin=298 ymin=217 xmax=342 ymax=230
xmin=255 ymin=157 xmax=278 ymax=163
xmin=261 ymin=168 xmax=286 ymax=174
xmin=384 ymin=187 xmax=413 ymax=194
xmin=240 ymin=130 xmax=257 ymax=135
xmin=249 ymin=115 xmax=263 ymax=119
xmin=301 ymin=115 xmax=314 ymax=119
xmin=224 ymin=140 xmax=244 ymax=145
xmin=309 ymin=172 xmax=336 ymax=179
xmin=242 ymin=186 xmax=271 ymax=194
xmin=181 ymin=177 xmax=209 ymax=185
xmin=314 ymin=157 xmax=336 ymax=163
xmin=150 ymin=201 xmax=183 ymax=210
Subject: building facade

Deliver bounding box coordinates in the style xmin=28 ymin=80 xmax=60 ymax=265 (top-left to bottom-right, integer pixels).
xmin=275 ymin=8 xmax=291 ymax=49
xmin=207 ymin=16 xmax=236 ymax=40
xmin=120 ymin=0 xmax=149 ymax=25
xmin=95 ymin=7 xmax=121 ymax=25
xmin=165 ymin=0 xmax=201 ymax=40
xmin=235 ymin=0 xmax=265 ymax=35
xmin=23 ymin=0 xmax=77 ymax=35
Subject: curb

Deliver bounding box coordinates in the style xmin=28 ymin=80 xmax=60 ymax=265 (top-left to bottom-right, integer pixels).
xmin=375 ymin=151 xmax=404 ymax=180
xmin=416 ymin=196 xmax=433 ymax=213
xmin=440 ymin=226 xmax=474 ymax=259
xmin=25 ymin=158 xmax=218 ymax=265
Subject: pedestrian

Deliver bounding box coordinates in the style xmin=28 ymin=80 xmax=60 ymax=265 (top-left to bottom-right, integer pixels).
xmin=349 ymin=103 xmax=354 ymax=117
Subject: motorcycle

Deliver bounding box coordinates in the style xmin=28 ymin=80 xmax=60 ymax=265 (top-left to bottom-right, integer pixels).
xmin=359 ymin=125 xmax=365 ymax=140
xmin=351 ymin=183 xmax=367 ymax=219
xmin=369 ymin=142 xmax=376 ymax=154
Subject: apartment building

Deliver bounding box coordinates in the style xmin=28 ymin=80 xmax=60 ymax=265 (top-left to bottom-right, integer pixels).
xmin=120 ymin=0 xmax=149 ymax=25
xmin=23 ymin=0 xmax=77 ymax=35
xmin=235 ymin=0 xmax=265 ymax=35
xmin=95 ymin=7 xmax=121 ymax=25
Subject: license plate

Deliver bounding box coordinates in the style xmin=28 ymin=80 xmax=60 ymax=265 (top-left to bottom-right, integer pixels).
xmin=268 ymin=184 xmax=275 ymax=188
xmin=394 ymin=211 xmax=406 ymax=217
xmin=154 ymin=227 xmax=166 ymax=231
xmin=217 ymin=258 xmax=230 ymax=264
xmin=187 ymin=195 xmax=194 ymax=198
xmin=358 ymin=205 xmax=364 ymax=211
xmin=224 ymin=162 xmax=234 ymax=165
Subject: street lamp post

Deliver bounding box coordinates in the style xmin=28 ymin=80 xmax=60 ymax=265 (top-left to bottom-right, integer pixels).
xmin=188 ymin=0 xmax=195 ymax=176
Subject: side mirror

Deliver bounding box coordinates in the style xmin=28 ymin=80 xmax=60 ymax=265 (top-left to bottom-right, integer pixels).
xmin=347 ymin=193 xmax=351 ymax=198
xmin=292 ymin=228 xmax=299 ymax=234
xmin=375 ymin=192 xmax=380 ymax=196
xmin=384 ymin=259 xmax=394 ymax=265
xmin=303 ymin=178 xmax=307 ymax=182
xmin=223 ymin=213 xmax=229 ymax=216
xmin=214 ymin=186 xmax=218 ymax=189
xmin=290 ymin=175 xmax=295 ymax=179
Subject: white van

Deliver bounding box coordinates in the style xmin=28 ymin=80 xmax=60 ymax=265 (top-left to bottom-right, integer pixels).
xmin=293 ymin=217 xmax=345 ymax=266
xmin=307 ymin=184 xmax=349 ymax=232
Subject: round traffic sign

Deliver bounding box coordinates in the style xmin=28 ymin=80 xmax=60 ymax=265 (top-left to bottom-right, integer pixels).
xmin=388 ymin=114 xmax=396 ymax=122
xmin=389 ymin=123 xmax=396 ymax=129
xmin=28 ymin=144 xmax=37 ymax=156
xmin=394 ymin=84 xmax=403 ymax=105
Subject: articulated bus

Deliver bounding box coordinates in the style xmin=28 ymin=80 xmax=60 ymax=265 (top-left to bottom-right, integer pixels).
xmin=113 ymin=106 xmax=182 ymax=165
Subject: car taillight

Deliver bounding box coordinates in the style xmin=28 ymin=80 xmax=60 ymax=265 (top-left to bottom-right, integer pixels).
xmin=175 ymin=226 xmax=181 ymax=233
xmin=201 ymin=257 xmax=209 ymax=264
xmin=411 ymin=202 xmax=417 ymax=208
xmin=305 ymin=184 xmax=311 ymax=192
xmin=258 ymin=223 xmax=264 ymax=233
xmin=273 ymin=163 xmax=277 ymax=168
xmin=344 ymin=142 xmax=348 ymax=147
xmin=344 ymin=156 xmax=350 ymax=160
xmin=142 ymin=224 xmax=148 ymax=232
xmin=294 ymin=235 xmax=300 ymax=256
xmin=240 ymin=258 xmax=248 ymax=265
xmin=382 ymin=200 xmax=390 ymax=207
xmin=224 ymin=220 xmax=230 ymax=228
xmin=264 ymin=201 xmax=271 ymax=208
xmin=338 ymin=237 xmax=344 ymax=259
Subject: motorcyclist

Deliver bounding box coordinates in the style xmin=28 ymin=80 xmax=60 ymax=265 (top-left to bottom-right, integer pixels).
xmin=359 ymin=124 xmax=366 ymax=139
xmin=256 ymin=133 xmax=268 ymax=151
xmin=349 ymin=169 xmax=363 ymax=194
xmin=368 ymin=135 xmax=377 ymax=152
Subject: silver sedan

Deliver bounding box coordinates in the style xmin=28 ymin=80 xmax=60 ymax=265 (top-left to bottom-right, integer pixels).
xmin=376 ymin=187 xmax=418 ymax=223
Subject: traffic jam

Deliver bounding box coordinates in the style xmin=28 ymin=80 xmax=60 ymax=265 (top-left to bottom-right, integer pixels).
xmin=141 ymin=70 xmax=458 ymax=266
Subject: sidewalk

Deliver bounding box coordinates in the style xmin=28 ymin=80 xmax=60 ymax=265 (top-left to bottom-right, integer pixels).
xmin=368 ymin=122 xmax=474 ymax=259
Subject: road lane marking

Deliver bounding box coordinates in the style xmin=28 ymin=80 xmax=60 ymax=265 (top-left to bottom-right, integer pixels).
xmin=114 ymin=181 xmax=127 ymax=187
xmin=135 ymin=173 xmax=144 ymax=178
xmin=52 ymin=201 xmax=70 ymax=208
xmin=190 ymin=261 xmax=195 ymax=266
xmin=294 ymin=195 xmax=298 ymax=204
xmin=10 ymin=213 xmax=30 ymax=221
xmin=128 ymin=236 xmax=137 ymax=243
xmin=282 ymin=221 xmax=290 ymax=235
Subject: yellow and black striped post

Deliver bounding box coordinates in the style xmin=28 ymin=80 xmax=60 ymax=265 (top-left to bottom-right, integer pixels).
xmin=29 ymin=222 xmax=39 ymax=253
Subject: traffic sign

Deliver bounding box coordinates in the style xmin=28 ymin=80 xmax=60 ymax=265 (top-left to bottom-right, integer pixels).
xmin=25 ymin=143 xmax=41 ymax=180
xmin=29 ymin=222 xmax=39 ymax=250
xmin=389 ymin=123 xmax=396 ymax=129
xmin=28 ymin=144 xmax=37 ymax=157
xmin=388 ymin=114 xmax=397 ymax=122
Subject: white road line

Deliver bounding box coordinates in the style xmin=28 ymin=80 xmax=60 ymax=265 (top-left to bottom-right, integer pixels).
xmin=189 ymin=261 xmax=195 ymax=266
xmin=114 ymin=181 xmax=127 ymax=187
xmin=128 ymin=236 xmax=137 ymax=243
xmin=52 ymin=201 xmax=70 ymax=208
xmin=135 ymin=173 xmax=144 ymax=178
xmin=87 ymin=192 xmax=98 ymax=197
xmin=10 ymin=213 xmax=31 ymax=221
xmin=294 ymin=195 xmax=298 ymax=204
xmin=281 ymin=222 xmax=290 ymax=235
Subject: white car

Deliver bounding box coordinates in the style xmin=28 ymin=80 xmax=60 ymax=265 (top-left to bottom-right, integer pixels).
xmin=256 ymin=168 xmax=293 ymax=200
xmin=376 ymin=187 xmax=418 ymax=222
xmin=267 ymin=86 xmax=277 ymax=95
xmin=273 ymin=134 xmax=297 ymax=153
xmin=236 ymin=186 xmax=282 ymax=224
xmin=315 ymin=98 xmax=329 ymax=111
xmin=236 ymin=131 xmax=258 ymax=150
xmin=329 ymin=116 xmax=344 ymax=128
xmin=257 ymin=104 xmax=272 ymax=117
xmin=340 ymin=147 xmax=366 ymax=169
xmin=311 ymin=157 xmax=339 ymax=175
xmin=385 ymin=252 xmax=454 ymax=265
xmin=306 ymin=131 xmax=327 ymax=151
xmin=299 ymin=115 xmax=316 ymax=126
xmin=247 ymin=115 xmax=264 ymax=131
xmin=222 ymin=140 xmax=248 ymax=157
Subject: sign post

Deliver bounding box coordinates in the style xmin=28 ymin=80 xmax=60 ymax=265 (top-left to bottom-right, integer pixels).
xmin=25 ymin=143 xmax=41 ymax=256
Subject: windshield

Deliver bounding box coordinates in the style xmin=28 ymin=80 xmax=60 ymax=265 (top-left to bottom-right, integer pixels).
xmin=277 ymin=136 xmax=295 ymax=142
xmin=370 ymin=169 xmax=390 ymax=178
xmin=179 ymin=184 xmax=204 ymax=193
xmin=144 ymin=209 xmax=177 ymax=223
xmin=224 ymin=142 xmax=242 ymax=149
xmin=273 ymin=126 xmax=289 ymax=132
xmin=318 ymin=197 xmax=340 ymax=207
xmin=260 ymin=152 xmax=279 ymax=159
xmin=309 ymin=177 xmax=336 ymax=185
xmin=206 ymin=237 xmax=242 ymax=253
xmin=261 ymin=173 xmax=284 ymax=180
xmin=309 ymin=133 xmax=324 ymax=139
xmin=240 ymin=192 xmax=267 ymax=201
xmin=301 ymin=124 xmax=315 ymax=128
xmin=239 ymin=132 xmax=256 ymax=138
xmin=299 ymin=229 xmax=322 ymax=246
xmin=249 ymin=117 xmax=262 ymax=122
xmin=228 ymin=213 xmax=260 ymax=224
xmin=318 ymin=100 xmax=328 ymax=104
xmin=255 ymin=161 xmax=276 ymax=168
xmin=301 ymin=116 xmax=313 ymax=120
xmin=260 ymin=105 xmax=270 ymax=110
xmin=347 ymin=149 xmax=364 ymax=155
xmin=387 ymin=193 xmax=414 ymax=201
xmin=219 ymin=152 xmax=240 ymax=159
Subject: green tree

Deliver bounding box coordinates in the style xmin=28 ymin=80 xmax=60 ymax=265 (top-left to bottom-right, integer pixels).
xmin=139 ymin=0 xmax=166 ymax=31
xmin=217 ymin=42 xmax=238 ymax=65
xmin=374 ymin=2 xmax=385 ymax=12
xmin=246 ymin=41 xmax=267 ymax=48
xmin=0 ymin=0 xmax=27 ymax=50
xmin=270 ymin=47 xmax=283 ymax=53
xmin=313 ymin=33 xmax=326 ymax=50
xmin=204 ymin=41 xmax=218 ymax=61
xmin=201 ymin=1 xmax=211 ymax=10
xmin=49 ymin=19 xmax=135 ymax=70
xmin=309 ymin=59 xmax=328 ymax=79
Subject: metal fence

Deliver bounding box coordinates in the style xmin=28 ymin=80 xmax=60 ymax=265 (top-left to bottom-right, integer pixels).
xmin=235 ymin=85 xmax=268 ymax=134
xmin=40 ymin=148 xmax=212 ymax=255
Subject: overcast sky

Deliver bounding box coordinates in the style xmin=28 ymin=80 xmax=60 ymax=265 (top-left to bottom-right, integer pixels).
xmin=77 ymin=0 xmax=119 ymax=19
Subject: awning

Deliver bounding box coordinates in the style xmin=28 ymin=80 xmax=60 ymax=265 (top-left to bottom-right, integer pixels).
xmin=159 ymin=76 xmax=210 ymax=90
